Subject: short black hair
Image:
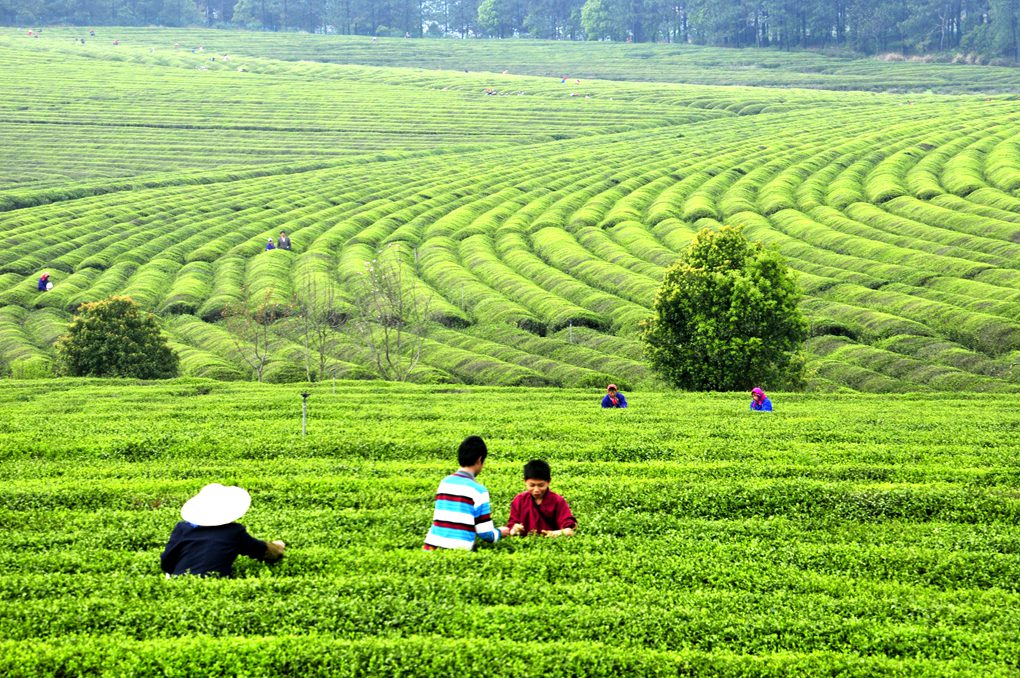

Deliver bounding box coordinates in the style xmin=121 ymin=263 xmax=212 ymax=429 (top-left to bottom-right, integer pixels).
xmin=523 ymin=459 xmax=551 ymax=482
xmin=458 ymin=436 xmax=488 ymax=467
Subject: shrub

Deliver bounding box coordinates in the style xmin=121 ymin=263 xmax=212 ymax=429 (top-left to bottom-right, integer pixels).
xmin=642 ymin=226 xmax=807 ymax=390
xmin=55 ymin=296 xmax=179 ymax=379
xmin=8 ymin=357 xmax=53 ymax=379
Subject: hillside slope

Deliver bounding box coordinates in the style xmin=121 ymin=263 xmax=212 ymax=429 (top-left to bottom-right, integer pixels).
xmin=2 ymin=31 xmax=1020 ymax=391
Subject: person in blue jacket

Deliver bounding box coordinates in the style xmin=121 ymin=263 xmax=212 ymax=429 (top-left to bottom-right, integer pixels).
xmin=601 ymin=384 xmax=627 ymax=408
xmin=265 ymin=238 xmax=275 ymax=251
xmin=37 ymin=272 xmax=51 ymax=291
xmin=750 ymin=387 xmax=773 ymax=412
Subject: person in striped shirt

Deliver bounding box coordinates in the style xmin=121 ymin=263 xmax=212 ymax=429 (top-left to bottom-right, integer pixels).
xmin=423 ymin=436 xmax=505 ymax=551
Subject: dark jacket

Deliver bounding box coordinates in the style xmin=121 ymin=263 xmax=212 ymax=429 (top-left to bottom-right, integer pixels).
xmin=160 ymin=522 xmax=276 ymax=577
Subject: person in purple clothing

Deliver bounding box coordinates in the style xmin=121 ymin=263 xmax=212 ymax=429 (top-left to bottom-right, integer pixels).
xmin=750 ymin=387 xmax=773 ymax=412
xmin=37 ymin=272 xmax=51 ymax=291
xmin=161 ymin=483 xmax=285 ymax=577
xmin=601 ymin=383 xmax=627 ymax=408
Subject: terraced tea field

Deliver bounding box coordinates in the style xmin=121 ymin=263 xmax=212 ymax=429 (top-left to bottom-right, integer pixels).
xmin=24 ymin=26 xmax=1020 ymax=93
xmin=2 ymin=379 xmax=1019 ymax=675
xmin=3 ymin=30 xmax=1020 ymax=391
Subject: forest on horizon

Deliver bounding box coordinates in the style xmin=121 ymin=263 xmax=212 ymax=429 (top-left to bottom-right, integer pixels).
xmin=3 ymin=0 xmax=1020 ymax=61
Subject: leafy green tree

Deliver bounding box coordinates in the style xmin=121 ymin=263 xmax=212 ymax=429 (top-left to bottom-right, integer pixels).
xmin=56 ymin=296 xmax=179 ymax=379
xmin=990 ymin=0 xmax=1020 ymax=58
xmin=478 ymin=0 xmax=526 ymax=35
xmin=641 ymin=226 xmax=807 ymax=391
xmin=581 ymin=0 xmax=626 ymax=38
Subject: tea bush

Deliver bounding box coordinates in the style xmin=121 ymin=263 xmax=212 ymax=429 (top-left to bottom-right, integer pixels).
xmin=2 ymin=31 xmax=1020 ymax=392
xmin=1 ymin=380 xmax=1020 ymax=674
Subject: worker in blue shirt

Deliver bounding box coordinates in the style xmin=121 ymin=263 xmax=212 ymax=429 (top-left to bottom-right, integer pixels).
xmin=601 ymin=384 xmax=627 ymax=408
xmin=750 ymin=387 xmax=773 ymax=412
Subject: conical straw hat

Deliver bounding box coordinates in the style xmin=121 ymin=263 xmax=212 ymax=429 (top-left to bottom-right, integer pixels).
xmin=181 ymin=483 xmax=251 ymax=527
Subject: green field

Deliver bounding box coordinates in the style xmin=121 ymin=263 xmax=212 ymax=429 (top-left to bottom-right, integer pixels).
xmin=1 ymin=379 xmax=1019 ymax=675
xmin=3 ymin=29 xmax=1020 ymax=391
xmin=3 ymin=29 xmax=1020 ymax=676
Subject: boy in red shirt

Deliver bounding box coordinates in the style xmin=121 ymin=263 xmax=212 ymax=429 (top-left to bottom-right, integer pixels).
xmin=503 ymin=460 xmax=576 ymax=538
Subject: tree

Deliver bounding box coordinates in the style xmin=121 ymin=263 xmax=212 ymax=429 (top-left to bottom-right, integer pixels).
xmin=290 ymin=272 xmax=347 ymax=382
xmin=581 ymin=0 xmax=626 ymax=38
xmin=990 ymin=0 xmax=1020 ymax=58
xmin=347 ymin=244 xmax=433 ymax=381
xmin=55 ymin=296 xmax=179 ymax=379
xmin=478 ymin=0 xmax=526 ymax=35
xmin=222 ymin=287 xmax=279 ymax=382
xmin=641 ymin=226 xmax=807 ymax=391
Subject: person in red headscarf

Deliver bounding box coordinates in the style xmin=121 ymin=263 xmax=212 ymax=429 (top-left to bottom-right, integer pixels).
xmin=601 ymin=384 xmax=627 ymax=408
xmin=750 ymin=387 xmax=773 ymax=412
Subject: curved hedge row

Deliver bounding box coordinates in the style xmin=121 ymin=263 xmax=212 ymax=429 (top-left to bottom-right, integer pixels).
xmin=3 ymin=35 xmax=1020 ymax=389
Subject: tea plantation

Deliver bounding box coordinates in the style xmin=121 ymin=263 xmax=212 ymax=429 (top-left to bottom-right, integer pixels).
xmin=4 ymin=29 xmax=1020 ymax=390
xmin=1 ymin=379 xmax=1019 ymax=675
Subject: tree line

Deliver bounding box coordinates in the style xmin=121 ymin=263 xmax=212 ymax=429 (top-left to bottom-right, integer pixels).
xmin=3 ymin=0 xmax=1019 ymax=60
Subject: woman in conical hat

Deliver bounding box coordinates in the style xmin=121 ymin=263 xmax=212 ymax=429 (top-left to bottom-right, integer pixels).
xmin=160 ymin=483 xmax=285 ymax=577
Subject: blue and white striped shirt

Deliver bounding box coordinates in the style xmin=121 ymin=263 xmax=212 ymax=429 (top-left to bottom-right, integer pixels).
xmin=423 ymin=470 xmax=501 ymax=550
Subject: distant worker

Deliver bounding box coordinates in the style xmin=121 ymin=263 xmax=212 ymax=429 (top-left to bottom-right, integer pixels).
xmin=601 ymin=384 xmax=627 ymax=408
xmin=38 ymin=272 xmax=51 ymax=291
xmin=503 ymin=460 xmax=576 ymax=539
xmin=161 ymin=483 xmax=285 ymax=577
xmin=265 ymin=238 xmax=275 ymax=251
xmin=750 ymin=387 xmax=773 ymax=412
xmin=89 ymin=29 xmax=95 ymax=37
xmin=278 ymin=231 xmax=291 ymax=250
xmin=423 ymin=436 xmax=501 ymax=551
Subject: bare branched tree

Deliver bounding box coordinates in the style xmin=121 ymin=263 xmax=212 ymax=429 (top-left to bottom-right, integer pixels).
xmin=222 ymin=286 xmax=278 ymax=383
xmin=348 ymin=244 xmax=433 ymax=381
xmin=291 ymin=272 xmax=346 ymax=382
